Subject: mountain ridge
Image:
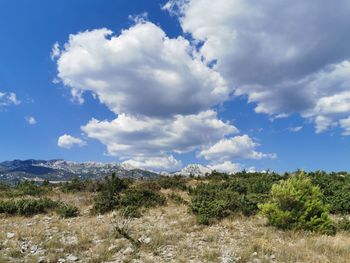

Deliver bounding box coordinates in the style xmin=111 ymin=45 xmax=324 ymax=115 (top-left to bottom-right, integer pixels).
xmin=0 ymin=159 xmax=214 ymax=184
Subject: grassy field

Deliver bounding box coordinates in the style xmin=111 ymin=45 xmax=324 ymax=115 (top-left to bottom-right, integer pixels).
xmin=1 ymin=173 xmax=350 ymax=262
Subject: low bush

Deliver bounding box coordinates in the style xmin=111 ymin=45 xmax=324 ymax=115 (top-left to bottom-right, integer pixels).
xmin=61 ymin=178 xmax=104 ymax=193
xmin=259 ymin=173 xmax=336 ymax=235
xmin=0 ymin=198 xmax=59 ymax=216
xmin=338 ymin=216 xmax=350 ymax=231
xmin=120 ymin=188 xmax=166 ymax=208
xmin=309 ymin=171 xmax=350 ymax=214
xmin=156 ymin=176 xmax=188 ymax=191
xmin=91 ymin=173 xmax=129 ymax=214
xmin=189 ymin=183 xmax=242 ymax=224
xmin=56 ymin=203 xmax=79 ymax=218
xmin=168 ymin=192 xmax=188 ymax=205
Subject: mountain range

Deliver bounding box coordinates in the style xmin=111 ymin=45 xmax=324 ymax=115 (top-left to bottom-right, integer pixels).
xmin=0 ymin=159 xmax=214 ymax=184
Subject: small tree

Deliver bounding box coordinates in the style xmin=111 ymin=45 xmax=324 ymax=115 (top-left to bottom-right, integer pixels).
xmin=259 ymin=172 xmax=335 ymax=235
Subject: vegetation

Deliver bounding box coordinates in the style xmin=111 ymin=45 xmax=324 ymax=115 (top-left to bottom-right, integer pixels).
xmin=260 ymin=173 xmax=336 ymax=235
xmin=2 ymin=170 xmax=350 ymax=262
xmin=189 ymin=171 xmax=280 ymax=224
xmin=0 ymin=198 xmax=58 ymax=216
xmin=56 ymin=203 xmax=79 ymax=218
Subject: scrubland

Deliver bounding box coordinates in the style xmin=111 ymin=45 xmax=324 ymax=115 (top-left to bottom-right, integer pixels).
xmin=1 ymin=171 xmax=350 ymax=263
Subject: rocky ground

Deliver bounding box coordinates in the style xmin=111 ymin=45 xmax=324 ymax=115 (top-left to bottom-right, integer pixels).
xmin=1 ymin=190 xmax=350 ymax=263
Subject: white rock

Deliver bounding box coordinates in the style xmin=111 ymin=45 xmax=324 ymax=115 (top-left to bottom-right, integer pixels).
xmin=123 ymin=247 xmax=134 ymax=255
xmin=66 ymin=255 xmax=79 ymax=261
xmin=6 ymin=232 xmax=15 ymax=239
xmin=143 ymin=237 xmax=151 ymax=244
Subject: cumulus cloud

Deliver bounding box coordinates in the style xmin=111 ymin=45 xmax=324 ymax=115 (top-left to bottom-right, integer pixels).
xmin=25 ymin=116 xmax=37 ymax=125
xmin=0 ymin=91 xmax=20 ymax=108
xmin=55 ymin=20 xmax=274 ymax=170
xmin=122 ymin=155 xmax=182 ymax=172
xmin=199 ymin=135 xmax=276 ymax=162
xmin=56 ymin=22 xmax=229 ymax=118
xmin=207 ymin=161 xmax=242 ymax=174
xmin=57 ymin=134 xmax=86 ymax=149
xmin=339 ymin=117 xmax=350 ymax=136
xmin=81 ymin=110 xmax=236 ymax=158
xmin=165 ymin=0 xmax=350 ymax=134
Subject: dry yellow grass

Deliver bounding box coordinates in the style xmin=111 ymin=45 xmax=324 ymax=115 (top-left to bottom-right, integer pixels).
xmin=1 ymin=189 xmax=350 ymax=262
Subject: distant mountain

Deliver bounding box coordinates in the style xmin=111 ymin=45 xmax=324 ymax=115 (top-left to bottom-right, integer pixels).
xmin=0 ymin=159 xmax=159 ymax=184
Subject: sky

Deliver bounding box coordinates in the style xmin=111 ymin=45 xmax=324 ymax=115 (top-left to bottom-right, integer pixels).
xmin=1 ymin=0 xmax=350 ymax=173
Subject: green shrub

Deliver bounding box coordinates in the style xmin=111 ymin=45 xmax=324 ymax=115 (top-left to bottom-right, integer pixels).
xmin=259 ymin=173 xmax=336 ymax=235
xmin=189 ymin=183 xmax=241 ymax=224
xmin=156 ymin=176 xmax=188 ymax=191
xmin=56 ymin=203 xmax=79 ymax=218
xmin=338 ymin=216 xmax=350 ymax=231
xmin=120 ymin=188 xmax=166 ymax=208
xmin=168 ymin=192 xmax=188 ymax=205
xmin=91 ymin=173 xmax=129 ymax=214
xmin=0 ymin=198 xmax=59 ymax=216
xmin=240 ymin=193 xmax=268 ymax=216
xmin=309 ymin=171 xmax=350 ymax=214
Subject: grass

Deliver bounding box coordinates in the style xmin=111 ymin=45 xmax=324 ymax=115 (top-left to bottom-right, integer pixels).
xmin=1 ymin=176 xmax=350 ymax=262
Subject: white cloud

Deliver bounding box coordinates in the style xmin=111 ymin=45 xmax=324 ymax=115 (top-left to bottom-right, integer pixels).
xmin=50 ymin=42 xmax=60 ymax=61
xmin=122 ymin=155 xmax=182 ymax=172
xmin=165 ymin=0 xmax=350 ymax=134
xmin=339 ymin=117 xmax=350 ymax=136
xmin=25 ymin=116 xmax=37 ymax=125
xmin=55 ymin=20 xmax=274 ymax=170
xmin=208 ymin=161 xmax=242 ymax=173
xmin=57 ymin=134 xmax=86 ymax=149
xmin=81 ymin=110 xmax=237 ymax=158
xmin=288 ymin=126 xmax=303 ymax=132
xmin=199 ymin=135 xmax=276 ymax=162
xmin=56 ymin=22 xmax=229 ymax=118
xmin=0 ymin=92 xmax=20 ymax=108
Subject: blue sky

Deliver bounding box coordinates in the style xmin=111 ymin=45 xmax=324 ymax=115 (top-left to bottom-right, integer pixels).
xmin=1 ymin=0 xmax=350 ymax=173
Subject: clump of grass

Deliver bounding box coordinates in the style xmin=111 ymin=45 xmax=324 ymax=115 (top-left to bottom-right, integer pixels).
xmin=56 ymin=203 xmax=79 ymax=218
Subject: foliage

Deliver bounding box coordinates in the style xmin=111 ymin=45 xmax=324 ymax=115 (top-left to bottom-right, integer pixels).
xmin=91 ymin=173 xmax=130 ymax=214
xmin=0 ymin=198 xmax=59 ymax=216
xmin=61 ymin=178 xmax=104 ymax=193
xmin=168 ymin=192 xmax=188 ymax=205
xmin=56 ymin=203 xmax=79 ymax=218
xmin=309 ymin=171 xmax=350 ymax=214
xmin=189 ymin=183 xmax=241 ymax=224
xmin=156 ymin=175 xmax=188 ymax=191
xmin=120 ymin=188 xmax=166 ymax=208
xmin=189 ymin=172 xmax=280 ymax=224
xmin=260 ymin=173 xmax=336 ymax=235
xmin=338 ymin=216 xmax=350 ymax=231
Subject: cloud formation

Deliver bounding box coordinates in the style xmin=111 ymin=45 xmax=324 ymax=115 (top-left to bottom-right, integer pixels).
xmin=54 ymin=20 xmax=274 ymax=171
xmin=57 ymin=134 xmax=86 ymax=149
xmin=25 ymin=116 xmax=37 ymax=125
xmin=199 ymin=135 xmax=276 ymax=162
xmin=0 ymin=91 xmax=20 ymax=108
xmin=56 ymin=22 xmax=229 ymax=118
xmin=165 ymin=0 xmax=350 ymax=134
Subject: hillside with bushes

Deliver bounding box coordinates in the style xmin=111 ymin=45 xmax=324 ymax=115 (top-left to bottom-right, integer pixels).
xmin=1 ymin=171 xmax=350 ymax=262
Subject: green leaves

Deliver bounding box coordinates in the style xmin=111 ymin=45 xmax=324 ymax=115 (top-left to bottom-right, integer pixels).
xmin=260 ymin=173 xmax=336 ymax=235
